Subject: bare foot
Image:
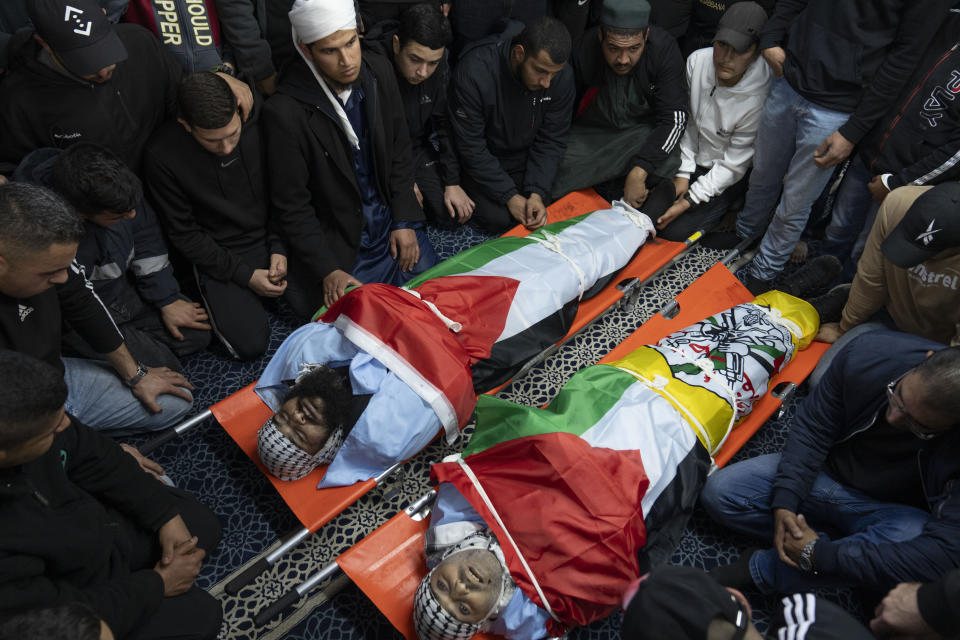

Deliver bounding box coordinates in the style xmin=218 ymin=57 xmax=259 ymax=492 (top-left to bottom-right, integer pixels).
xmin=790 ymin=240 xmax=808 ymax=264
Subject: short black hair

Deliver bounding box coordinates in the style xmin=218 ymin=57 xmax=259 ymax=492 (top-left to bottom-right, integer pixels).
xmin=599 ymin=25 xmax=647 ymax=41
xmin=0 ymin=350 xmax=68 ymax=449
xmin=50 ymin=143 xmax=142 ymax=216
xmin=517 ymin=16 xmax=572 ymax=65
xmin=0 ymin=182 xmax=84 ymax=257
xmin=912 ymin=346 xmax=960 ymax=418
xmin=178 ymin=72 xmax=239 ymax=129
xmin=0 ymin=602 xmax=102 ymax=640
xmin=283 ymin=365 xmax=352 ymax=432
xmin=397 ymin=2 xmax=452 ymax=50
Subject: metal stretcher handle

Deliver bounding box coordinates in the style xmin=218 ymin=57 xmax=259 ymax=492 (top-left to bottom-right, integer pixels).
xmin=720 ymin=234 xmax=761 ymax=268
xmin=226 ymin=526 xmax=312 ymax=595
xmin=139 ymin=409 xmax=213 ymax=456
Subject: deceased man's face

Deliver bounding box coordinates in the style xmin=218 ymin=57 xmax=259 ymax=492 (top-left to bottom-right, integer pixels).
xmin=430 ymin=548 xmax=503 ymax=623
xmin=273 ymin=395 xmax=331 ymax=455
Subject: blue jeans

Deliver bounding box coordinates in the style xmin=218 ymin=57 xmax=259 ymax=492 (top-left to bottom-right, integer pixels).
xmin=63 ymin=357 xmax=193 ymax=434
xmin=736 ymin=78 xmax=851 ymax=281
xmin=700 ymin=453 xmax=931 ymax=594
xmin=822 ymin=156 xmax=881 ymax=280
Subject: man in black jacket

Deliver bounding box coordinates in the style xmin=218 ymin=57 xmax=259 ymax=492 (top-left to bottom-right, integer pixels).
xmin=145 ymin=72 xmax=285 ymax=361
xmin=552 ymin=0 xmax=688 ymax=213
xmin=0 ymin=349 xmax=222 ymax=640
xmin=450 ymin=16 xmax=575 ymax=234
xmin=0 ymin=182 xmax=194 ymax=434
xmin=13 ymin=144 xmax=213 ymax=371
xmin=365 ymin=3 xmax=475 ymax=228
xmin=822 ymin=7 xmax=960 ymax=276
xmin=0 ymin=0 xmax=252 ymax=176
xmin=265 ymin=0 xmax=438 ymax=319
xmin=707 ymin=0 xmax=952 ymax=294
xmin=702 ymin=331 xmax=960 ymax=595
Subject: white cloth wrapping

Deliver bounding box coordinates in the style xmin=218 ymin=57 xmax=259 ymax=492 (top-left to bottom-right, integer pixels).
xmin=289 ymin=0 xmax=360 ymax=149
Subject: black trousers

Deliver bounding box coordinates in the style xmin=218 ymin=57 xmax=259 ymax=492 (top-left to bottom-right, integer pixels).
xmin=116 ymin=487 xmax=223 ymax=640
xmin=193 ymin=246 xmax=273 ymax=361
xmin=62 ymin=287 xmax=211 ymax=371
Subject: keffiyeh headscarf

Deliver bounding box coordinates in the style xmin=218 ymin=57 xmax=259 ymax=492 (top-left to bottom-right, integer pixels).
xmin=413 ymin=530 xmax=515 ymax=640
xmin=256 ymin=416 xmax=345 ymax=481
xmin=289 ymin=0 xmax=360 ymax=149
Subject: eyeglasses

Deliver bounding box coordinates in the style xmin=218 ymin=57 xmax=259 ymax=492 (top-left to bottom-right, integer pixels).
xmin=886 ymin=379 xmax=938 ymax=440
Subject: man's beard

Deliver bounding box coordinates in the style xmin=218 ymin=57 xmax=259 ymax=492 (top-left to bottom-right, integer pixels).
xmin=320 ymin=70 xmax=359 ymax=93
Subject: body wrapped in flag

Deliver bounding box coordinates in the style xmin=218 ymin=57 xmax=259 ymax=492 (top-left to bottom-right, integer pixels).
xmin=414 ymin=292 xmax=820 ymax=640
xmin=253 ymin=204 xmax=656 ymax=486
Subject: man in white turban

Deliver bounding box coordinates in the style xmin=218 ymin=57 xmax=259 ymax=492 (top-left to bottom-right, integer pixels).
xmin=263 ymin=0 xmax=438 ymax=320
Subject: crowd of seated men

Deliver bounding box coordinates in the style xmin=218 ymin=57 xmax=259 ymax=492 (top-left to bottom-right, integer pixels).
xmin=1 ymin=0 xmax=959 ymax=637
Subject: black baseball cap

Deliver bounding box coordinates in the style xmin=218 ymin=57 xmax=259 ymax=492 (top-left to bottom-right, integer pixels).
xmin=882 ymin=183 xmax=960 ymax=268
xmin=714 ymin=2 xmax=768 ymax=53
xmin=622 ymin=566 xmax=750 ymax=640
xmin=28 ymin=0 xmax=128 ymax=76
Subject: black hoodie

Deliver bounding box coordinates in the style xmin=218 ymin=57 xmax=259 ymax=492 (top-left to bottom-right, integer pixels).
xmin=144 ymin=92 xmax=285 ymax=287
xmin=0 ymin=23 xmax=181 ymax=175
xmin=759 ymin=0 xmax=952 ymax=144
xmin=0 ymin=419 xmax=181 ymax=637
xmin=364 ymin=21 xmax=461 ymax=186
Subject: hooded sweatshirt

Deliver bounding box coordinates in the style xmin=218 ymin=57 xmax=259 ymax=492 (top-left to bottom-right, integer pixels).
xmin=676 ymin=47 xmax=772 ymax=205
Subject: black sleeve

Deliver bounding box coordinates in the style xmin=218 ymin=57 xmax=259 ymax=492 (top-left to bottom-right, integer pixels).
xmin=629 ymin=31 xmax=688 ymax=175
xmin=450 ymin=59 xmax=521 ymax=204
xmin=889 ymin=132 xmax=960 ymax=189
xmin=0 ymin=420 xmax=181 ymax=638
xmin=213 ymin=0 xmax=276 ymax=82
xmin=839 ymin=0 xmax=953 ymax=144
xmin=769 ymin=339 xmax=851 ymax=513
xmin=143 ymin=146 xmax=256 ymax=287
xmin=56 ymin=261 xmax=124 ymax=355
xmin=264 ymin=98 xmax=342 ymax=281
xmin=918 ymin=568 xmax=960 ymax=635
xmin=523 ymin=66 xmax=575 ymax=198
xmin=377 ymin=59 xmax=424 ymax=224
xmin=0 ymin=551 xmax=164 ymax=639
xmin=433 ymin=61 xmax=461 ymax=187
xmin=758 ymin=0 xmax=807 ymax=50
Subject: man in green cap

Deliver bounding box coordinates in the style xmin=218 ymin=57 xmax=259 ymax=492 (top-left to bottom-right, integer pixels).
xmin=552 ymin=0 xmax=688 ymax=217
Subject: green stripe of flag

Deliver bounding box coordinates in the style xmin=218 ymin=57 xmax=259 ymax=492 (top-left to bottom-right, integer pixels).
xmin=403 ymin=213 xmax=593 ymax=290
xmin=465 ymin=363 xmax=637 ymax=456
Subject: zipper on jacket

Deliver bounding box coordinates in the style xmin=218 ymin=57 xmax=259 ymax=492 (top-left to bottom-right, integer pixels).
xmin=116 ymin=89 xmax=137 ymax=128
xmin=836 ymin=406 xmax=883 ymax=444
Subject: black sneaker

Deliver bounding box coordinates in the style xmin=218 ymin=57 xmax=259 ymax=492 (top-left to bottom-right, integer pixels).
xmin=708 ymin=548 xmax=759 ymax=590
xmin=778 ymin=255 xmax=842 ymax=299
xmin=702 ymin=230 xmax=745 ymax=250
xmin=741 ymin=272 xmax=773 ymax=296
xmin=810 ymin=283 xmax=852 ymax=324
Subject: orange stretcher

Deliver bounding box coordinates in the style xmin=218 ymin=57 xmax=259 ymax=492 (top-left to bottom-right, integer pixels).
xmin=142 ymin=188 xmax=695 ymax=597
xmin=327 ymin=263 xmax=830 ymax=638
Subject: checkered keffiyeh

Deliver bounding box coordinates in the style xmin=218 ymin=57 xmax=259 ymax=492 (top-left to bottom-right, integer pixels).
xmin=413 ymin=530 xmax=513 ymax=640
xmin=256 ymin=416 xmax=345 ymax=481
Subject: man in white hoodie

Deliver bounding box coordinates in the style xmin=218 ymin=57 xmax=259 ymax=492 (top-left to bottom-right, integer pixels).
xmin=656 ymin=2 xmax=771 ymax=242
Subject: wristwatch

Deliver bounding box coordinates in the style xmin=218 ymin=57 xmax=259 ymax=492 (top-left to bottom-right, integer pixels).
xmin=124 ymin=362 xmax=148 ymax=389
xmin=798 ymin=539 xmax=818 ymax=573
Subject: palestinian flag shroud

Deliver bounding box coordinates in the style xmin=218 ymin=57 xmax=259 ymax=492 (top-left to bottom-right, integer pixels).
xmin=427 ymin=292 xmax=820 ymax=633
xmin=431 ymin=432 xmax=649 ymax=635
xmin=318 ymin=205 xmax=654 ymax=438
